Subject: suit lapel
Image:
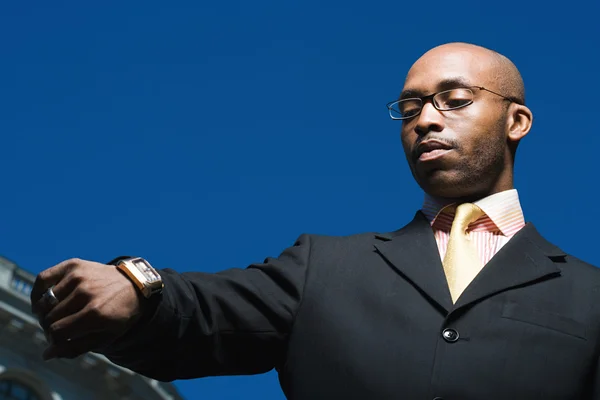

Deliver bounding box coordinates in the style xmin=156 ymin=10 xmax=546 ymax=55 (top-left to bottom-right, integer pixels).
xmin=374 ymin=212 xmax=453 ymax=313
xmin=374 ymin=214 xmax=565 ymax=313
xmin=454 ymin=223 xmax=564 ymax=309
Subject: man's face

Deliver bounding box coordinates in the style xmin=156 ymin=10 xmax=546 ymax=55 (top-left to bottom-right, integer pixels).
xmin=400 ymin=47 xmax=510 ymax=200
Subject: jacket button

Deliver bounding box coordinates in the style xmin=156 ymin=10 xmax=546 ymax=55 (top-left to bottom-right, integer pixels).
xmin=442 ymin=328 xmax=459 ymax=342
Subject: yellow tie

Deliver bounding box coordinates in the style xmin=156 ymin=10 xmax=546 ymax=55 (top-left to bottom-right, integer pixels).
xmin=443 ymin=203 xmax=485 ymax=303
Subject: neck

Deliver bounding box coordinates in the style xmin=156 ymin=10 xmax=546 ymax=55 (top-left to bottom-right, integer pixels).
xmin=427 ymin=181 xmax=515 ymax=205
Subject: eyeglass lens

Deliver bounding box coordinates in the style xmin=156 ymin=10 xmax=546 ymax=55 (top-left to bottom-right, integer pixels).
xmin=389 ymin=88 xmax=474 ymax=119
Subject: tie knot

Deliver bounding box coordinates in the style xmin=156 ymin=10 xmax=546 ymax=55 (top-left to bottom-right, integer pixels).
xmin=452 ymin=203 xmax=485 ymax=232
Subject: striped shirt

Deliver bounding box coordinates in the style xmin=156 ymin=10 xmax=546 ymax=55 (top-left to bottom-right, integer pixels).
xmin=421 ymin=189 xmax=526 ymax=266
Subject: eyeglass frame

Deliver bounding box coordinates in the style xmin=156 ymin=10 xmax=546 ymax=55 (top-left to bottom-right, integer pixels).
xmin=386 ymin=86 xmax=523 ymax=120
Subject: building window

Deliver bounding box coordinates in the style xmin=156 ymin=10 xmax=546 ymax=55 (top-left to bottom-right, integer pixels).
xmin=10 ymin=274 xmax=33 ymax=297
xmin=0 ymin=370 xmax=52 ymax=400
xmin=0 ymin=379 xmax=41 ymax=400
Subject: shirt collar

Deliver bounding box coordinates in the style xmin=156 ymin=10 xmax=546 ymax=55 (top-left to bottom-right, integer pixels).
xmin=421 ymin=189 xmax=525 ymax=236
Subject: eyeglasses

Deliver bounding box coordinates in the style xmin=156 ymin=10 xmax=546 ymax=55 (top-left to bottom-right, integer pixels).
xmin=386 ymin=86 xmax=521 ymax=120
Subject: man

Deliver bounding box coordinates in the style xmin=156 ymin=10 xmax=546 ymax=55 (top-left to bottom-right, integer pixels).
xmin=31 ymin=43 xmax=600 ymax=399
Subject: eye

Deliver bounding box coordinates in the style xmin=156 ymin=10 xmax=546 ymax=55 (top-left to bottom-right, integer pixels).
xmin=435 ymin=88 xmax=474 ymax=110
xmin=445 ymin=98 xmax=471 ymax=108
xmin=398 ymin=99 xmax=422 ymax=118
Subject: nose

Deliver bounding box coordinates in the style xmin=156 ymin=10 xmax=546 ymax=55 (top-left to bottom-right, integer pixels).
xmin=414 ymin=102 xmax=444 ymax=136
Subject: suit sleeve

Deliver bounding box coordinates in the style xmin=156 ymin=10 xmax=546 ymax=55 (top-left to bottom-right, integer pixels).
xmin=99 ymin=234 xmax=311 ymax=382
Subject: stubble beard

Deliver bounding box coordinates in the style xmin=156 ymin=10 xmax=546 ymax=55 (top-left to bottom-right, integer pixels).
xmin=413 ymin=128 xmax=508 ymax=201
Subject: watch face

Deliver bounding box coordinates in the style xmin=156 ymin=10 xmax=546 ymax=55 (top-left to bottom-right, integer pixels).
xmin=132 ymin=258 xmax=161 ymax=283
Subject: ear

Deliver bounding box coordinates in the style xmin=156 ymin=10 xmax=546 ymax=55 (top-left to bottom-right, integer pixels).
xmin=506 ymin=103 xmax=533 ymax=143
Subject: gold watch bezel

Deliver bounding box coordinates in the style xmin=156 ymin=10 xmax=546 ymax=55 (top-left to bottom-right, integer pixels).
xmin=116 ymin=257 xmax=164 ymax=298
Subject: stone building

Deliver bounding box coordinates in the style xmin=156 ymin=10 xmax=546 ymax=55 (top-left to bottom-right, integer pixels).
xmin=0 ymin=255 xmax=184 ymax=400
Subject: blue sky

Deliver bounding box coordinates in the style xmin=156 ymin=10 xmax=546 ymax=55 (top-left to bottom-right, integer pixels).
xmin=1 ymin=1 xmax=599 ymax=399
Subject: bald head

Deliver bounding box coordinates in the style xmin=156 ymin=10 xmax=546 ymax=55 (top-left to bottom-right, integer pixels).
xmin=407 ymin=42 xmax=525 ymax=105
xmin=398 ymin=42 xmax=534 ymax=201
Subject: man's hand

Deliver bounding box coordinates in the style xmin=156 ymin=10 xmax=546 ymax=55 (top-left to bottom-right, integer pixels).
xmin=31 ymin=258 xmax=144 ymax=360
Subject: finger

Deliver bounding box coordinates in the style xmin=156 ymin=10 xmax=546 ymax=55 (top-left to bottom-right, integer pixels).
xmin=32 ymin=287 xmax=58 ymax=319
xmin=31 ymin=259 xmax=79 ymax=312
xmin=40 ymin=284 xmax=87 ymax=331
xmin=45 ymin=306 xmax=104 ymax=345
xmin=33 ymin=264 xmax=88 ymax=321
xmin=43 ymin=332 xmax=112 ymax=360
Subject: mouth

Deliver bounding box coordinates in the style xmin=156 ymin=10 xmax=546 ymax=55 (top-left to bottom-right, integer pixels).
xmin=416 ymin=140 xmax=454 ymax=162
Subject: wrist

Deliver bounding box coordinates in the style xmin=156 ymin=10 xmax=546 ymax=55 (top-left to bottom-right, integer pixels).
xmin=103 ymin=269 xmax=162 ymax=349
xmin=114 ymin=257 xmax=164 ymax=298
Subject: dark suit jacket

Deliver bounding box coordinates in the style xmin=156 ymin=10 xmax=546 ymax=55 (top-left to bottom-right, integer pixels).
xmin=102 ymin=212 xmax=600 ymax=399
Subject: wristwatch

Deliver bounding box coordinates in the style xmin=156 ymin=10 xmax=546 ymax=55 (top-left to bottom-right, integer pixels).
xmin=114 ymin=257 xmax=164 ymax=298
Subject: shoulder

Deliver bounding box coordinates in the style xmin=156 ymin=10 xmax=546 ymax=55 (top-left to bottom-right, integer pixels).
xmin=560 ymin=253 xmax=600 ymax=281
xmin=521 ymin=223 xmax=600 ymax=282
xmin=294 ymin=213 xmax=425 ymax=257
xmin=298 ymin=212 xmax=425 ymax=246
xmin=297 ymin=231 xmax=382 ymax=252
xmin=288 ymin=230 xmax=396 ymax=260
